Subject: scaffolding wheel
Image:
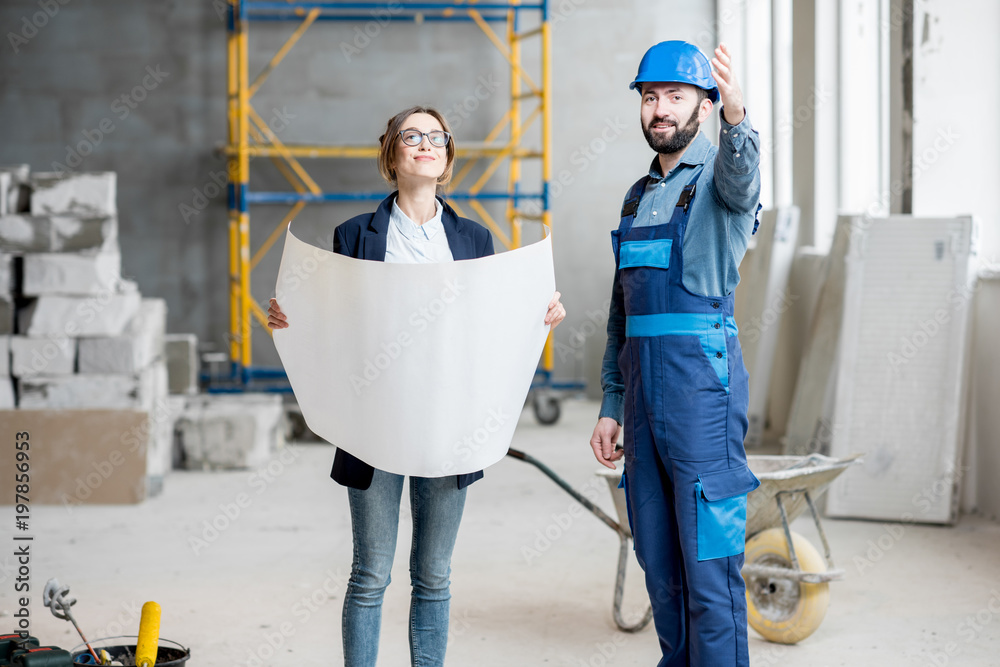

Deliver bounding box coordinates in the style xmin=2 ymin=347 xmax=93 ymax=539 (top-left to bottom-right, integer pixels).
xmin=532 ymin=392 xmax=561 ymax=425
xmin=286 ymin=408 xmax=315 ymax=441
xmin=744 ymin=528 xmax=831 ymax=644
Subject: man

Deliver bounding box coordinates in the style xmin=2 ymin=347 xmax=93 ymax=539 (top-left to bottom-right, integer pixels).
xmin=589 ymin=41 xmax=761 ymax=666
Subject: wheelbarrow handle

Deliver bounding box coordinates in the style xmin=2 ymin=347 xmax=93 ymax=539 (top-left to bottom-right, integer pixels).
xmin=506 ymin=448 xmax=627 ymax=537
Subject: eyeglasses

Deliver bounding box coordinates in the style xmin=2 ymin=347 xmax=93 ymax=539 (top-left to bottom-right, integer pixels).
xmin=398 ymin=129 xmax=451 ymax=148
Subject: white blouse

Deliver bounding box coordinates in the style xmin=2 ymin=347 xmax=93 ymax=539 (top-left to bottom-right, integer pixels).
xmin=384 ymin=197 xmax=455 ymax=264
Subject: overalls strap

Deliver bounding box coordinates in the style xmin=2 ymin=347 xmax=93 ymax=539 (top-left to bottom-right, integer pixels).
xmin=617 ymin=169 xmax=705 ymax=239
xmin=617 ymin=175 xmax=650 ymax=238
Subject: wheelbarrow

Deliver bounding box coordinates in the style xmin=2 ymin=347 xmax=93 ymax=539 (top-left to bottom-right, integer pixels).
xmin=509 ymin=449 xmax=860 ymax=639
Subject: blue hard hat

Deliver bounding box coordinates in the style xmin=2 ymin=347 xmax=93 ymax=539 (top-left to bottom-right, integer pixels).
xmin=629 ymin=40 xmax=719 ymax=103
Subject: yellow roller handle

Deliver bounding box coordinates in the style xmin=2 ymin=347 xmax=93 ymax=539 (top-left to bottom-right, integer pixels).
xmin=135 ymin=601 xmax=161 ymax=667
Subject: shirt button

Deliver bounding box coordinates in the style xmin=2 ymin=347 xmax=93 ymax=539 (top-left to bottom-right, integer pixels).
xmin=713 ymin=322 xmax=720 ymax=329
xmin=711 ymin=302 xmax=720 ymax=309
xmin=723 ymin=129 xmax=728 ymax=134
xmin=716 ymin=352 xmax=723 ymax=358
xmin=660 ymin=183 xmax=665 ymax=187
xmin=735 ymin=153 xmax=741 ymax=158
xmin=652 ymin=211 xmax=657 ymax=216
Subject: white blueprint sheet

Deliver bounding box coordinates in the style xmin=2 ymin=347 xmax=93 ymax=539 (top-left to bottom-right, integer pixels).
xmin=272 ymin=225 xmax=554 ymax=477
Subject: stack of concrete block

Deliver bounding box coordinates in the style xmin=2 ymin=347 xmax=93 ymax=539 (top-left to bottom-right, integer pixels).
xmin=175 ymin=393 xmax=286 ymax=470
xmin=0 ymin=167 xmax=285 ymax=483
xmin=0 ymin=169 xmax=181 ymax=495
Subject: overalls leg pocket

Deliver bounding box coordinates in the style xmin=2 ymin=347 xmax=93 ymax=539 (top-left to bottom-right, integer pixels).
xmin=695 ymin=465 xmax=760 ymax=561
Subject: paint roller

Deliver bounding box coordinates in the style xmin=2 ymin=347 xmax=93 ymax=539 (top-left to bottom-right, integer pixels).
xmin=134 ymin=601 xmax=161 ymax=667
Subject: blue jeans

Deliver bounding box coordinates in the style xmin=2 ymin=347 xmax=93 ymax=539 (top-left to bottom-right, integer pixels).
xmin=343 ymin=469 xmax=468 ymax=667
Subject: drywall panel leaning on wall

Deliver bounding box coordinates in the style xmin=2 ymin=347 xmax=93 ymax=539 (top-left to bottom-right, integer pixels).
xmin=734 ymin=206 xmax=800 ymax=447
xmin=826 ymin=216 xmax=978 ymax=525
xmin=783 ymin=216 xmax=854 ymax=456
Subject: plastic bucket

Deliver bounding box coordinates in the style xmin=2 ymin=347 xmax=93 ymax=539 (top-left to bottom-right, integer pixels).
xmin=70 ymin=636 xmax=189 ymax=666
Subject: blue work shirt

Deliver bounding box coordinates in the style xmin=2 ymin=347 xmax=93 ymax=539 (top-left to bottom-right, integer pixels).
xmin=599 ymin=112 xmax=761 ymax=424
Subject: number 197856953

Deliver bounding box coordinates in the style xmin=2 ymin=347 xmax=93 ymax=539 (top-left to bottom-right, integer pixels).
xmin=14 ymin=431 xmax=29 ymax=519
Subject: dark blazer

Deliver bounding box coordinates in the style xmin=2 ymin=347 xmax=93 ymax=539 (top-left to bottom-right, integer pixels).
xmin=329 ymin=192 xmax=495 ymax=491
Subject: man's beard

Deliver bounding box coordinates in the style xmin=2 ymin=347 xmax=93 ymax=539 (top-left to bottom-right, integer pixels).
xmin=643 ymin=106 xmax=701 ymax=155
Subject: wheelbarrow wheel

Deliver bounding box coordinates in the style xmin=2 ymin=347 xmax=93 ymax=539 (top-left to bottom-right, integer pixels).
xmin=743 ymin=528 xmax=830 ymax=645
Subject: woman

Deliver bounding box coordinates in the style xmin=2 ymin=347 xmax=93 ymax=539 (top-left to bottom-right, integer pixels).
xmin=268 ymin=105 xmax=565 ymax=667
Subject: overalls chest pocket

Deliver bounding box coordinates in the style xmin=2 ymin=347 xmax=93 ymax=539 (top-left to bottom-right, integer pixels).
xmin=618 ymin=239 xmax=672 ymax=270
xmin=613 ymin=237 xmax=673 ymax=315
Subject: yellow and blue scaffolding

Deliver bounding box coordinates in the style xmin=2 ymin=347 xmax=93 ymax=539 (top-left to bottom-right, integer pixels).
xmin=221 ymin=0 xmax=574 ymax=420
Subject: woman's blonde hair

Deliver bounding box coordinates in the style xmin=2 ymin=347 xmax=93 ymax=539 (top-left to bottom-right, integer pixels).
xmin=377 ymin=106 xmax=456 ymax=191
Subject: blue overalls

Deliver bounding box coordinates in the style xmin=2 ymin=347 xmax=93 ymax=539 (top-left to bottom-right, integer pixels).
xmin=613 ymin=172 xmax=760 ymax=667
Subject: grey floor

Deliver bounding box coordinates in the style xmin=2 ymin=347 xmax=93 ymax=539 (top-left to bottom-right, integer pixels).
xmin=3 ymin=399 xmax=999 ymax=666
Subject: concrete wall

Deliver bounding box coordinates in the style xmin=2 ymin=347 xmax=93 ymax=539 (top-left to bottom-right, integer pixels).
xmin=1 ymin=0 xmax=725 ymax=395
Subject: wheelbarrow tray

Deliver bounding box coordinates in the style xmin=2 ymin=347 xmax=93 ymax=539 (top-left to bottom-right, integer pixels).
xmin=747 ymin=453 xmax=862 ymax=539
xmin=595 ymin=453 xmax=862 ymax=541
